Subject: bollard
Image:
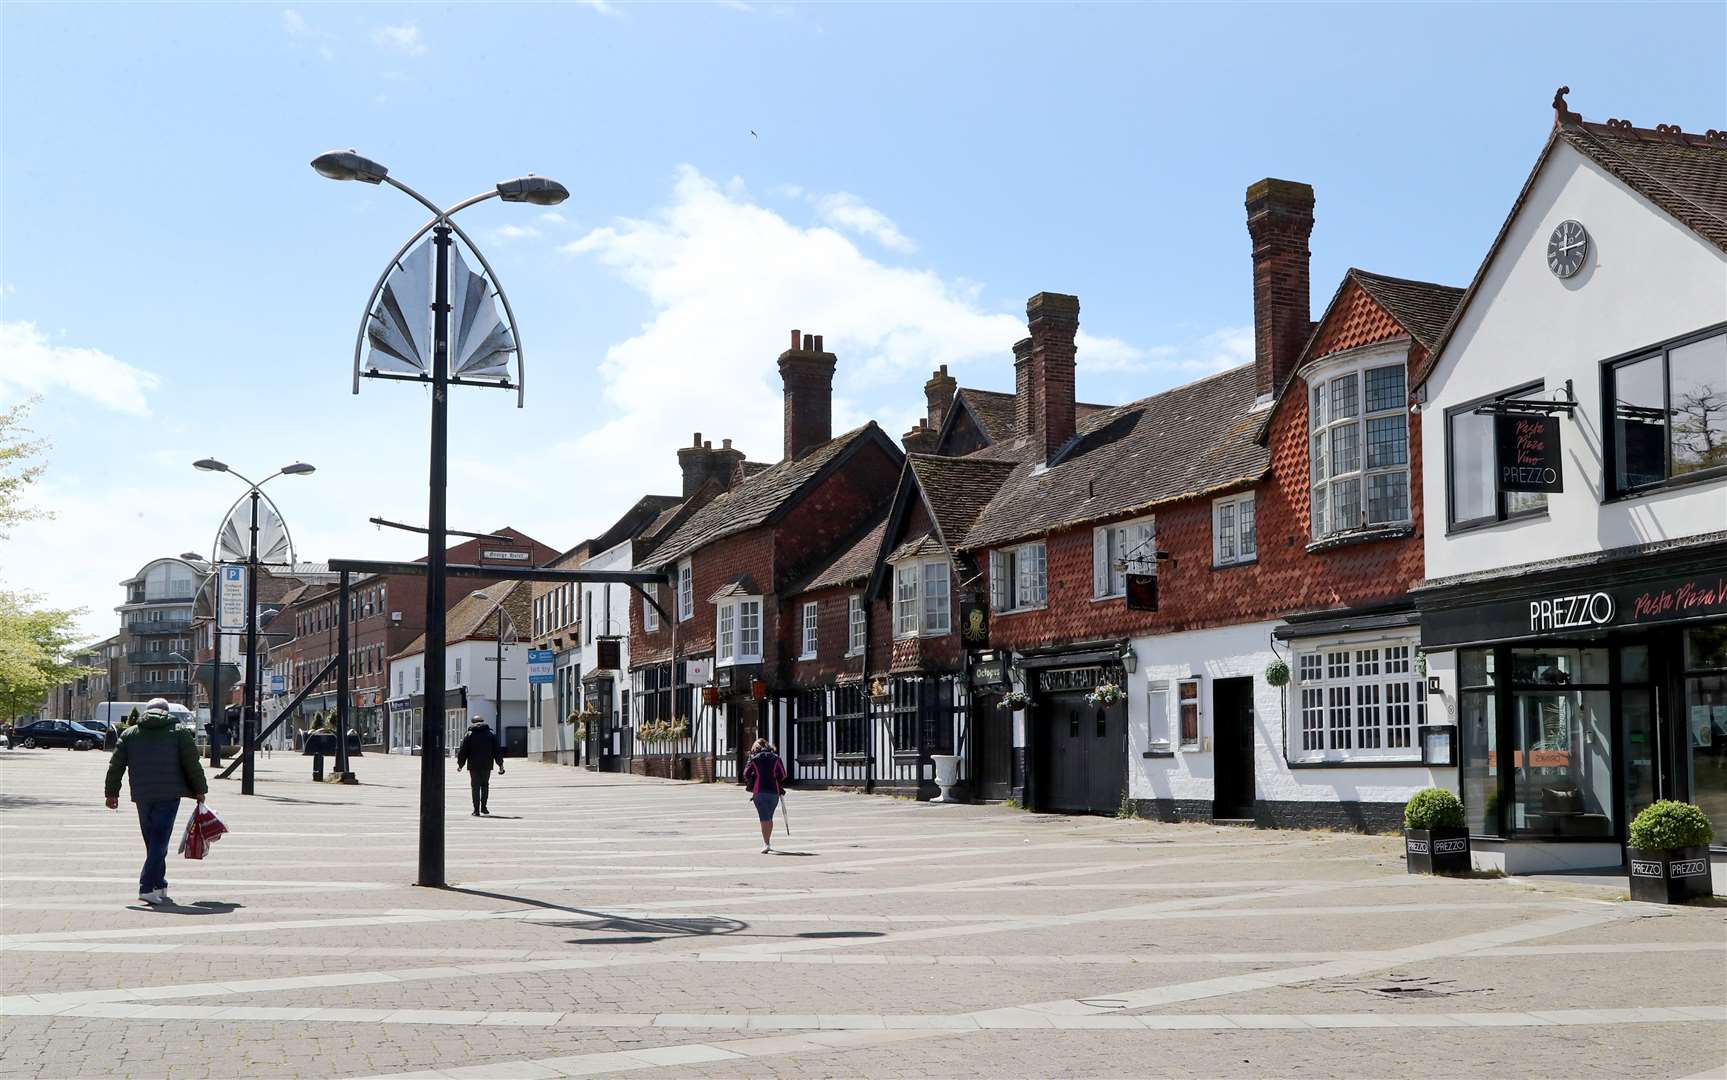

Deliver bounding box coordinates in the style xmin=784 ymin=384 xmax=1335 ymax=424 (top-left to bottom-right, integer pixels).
xmin=312 ymin=753 xmax=325 ymax=782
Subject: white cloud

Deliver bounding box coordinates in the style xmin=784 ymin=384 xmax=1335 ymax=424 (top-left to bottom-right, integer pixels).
xmin=1076 ymin=325 xmax=1253 ymax=376
xmin=373 ymin=21 xmax=427 ymax=56
xmin=281 ymin=8 xmax=335 ymax=61
xmin=281 ymin=8 xmax=307 ymax=35
xmin=808 ymin=192 xmax=916 ymax=254
xmin=578 ymin=0 xmax=619 ymax=15
xmin=0 ymin=322 xmax=161 ymax=418
xmin=490 ymin=223 xmax=540 ymax=242
xmin=537 ymin=211 xmax=569 ymax=226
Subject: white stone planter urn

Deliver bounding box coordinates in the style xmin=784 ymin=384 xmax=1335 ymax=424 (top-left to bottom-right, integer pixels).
xmin=929 ymin=754 xmax=961 ymax=803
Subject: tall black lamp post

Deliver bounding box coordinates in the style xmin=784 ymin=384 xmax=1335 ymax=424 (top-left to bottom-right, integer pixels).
xmin=193 ymin=458 xmax=315 ymax=795
xmin=312 ymin=149 xmax=565 ymax=887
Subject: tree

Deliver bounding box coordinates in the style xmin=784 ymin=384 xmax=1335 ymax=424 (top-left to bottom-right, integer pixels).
xmin=0 ymin=399 xmax=50 ymax=539
xmin=0 ymin=590 xmax=84 ymax=721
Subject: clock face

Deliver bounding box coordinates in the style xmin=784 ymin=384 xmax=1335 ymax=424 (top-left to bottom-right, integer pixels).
xmin=1547 ymin=219 xmax=1588 ymax=278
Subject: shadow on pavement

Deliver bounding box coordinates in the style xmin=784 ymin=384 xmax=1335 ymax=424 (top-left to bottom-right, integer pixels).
xmin=128 ymin=900 xmax=244 ymax=916
xmin=768 ymin=850 xmax=818 ymax=857
xmin=796 ymin=930 xmax=885 ymax=939
xmin=441 ymin=886 xmax=749 ymax=940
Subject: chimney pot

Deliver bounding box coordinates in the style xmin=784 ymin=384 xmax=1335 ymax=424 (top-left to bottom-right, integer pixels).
xmin=813 ymin=334 xmax=823 ymax=352
xmin=722 ymin=437 xmax=732 ymax=450
xmin=692 ymin=432 xmax=702 ymax=446
xmin=703 ymin=440 xmax=712 ymax=449
xmin=790 ymin=329 xmax=800 ymax=350
xmin=802 ymin=333 xmax=814 ymax=351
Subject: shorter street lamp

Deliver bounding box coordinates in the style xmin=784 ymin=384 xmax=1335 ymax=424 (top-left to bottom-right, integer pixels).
xmin=472 ymin=589 xmax=518 ymax=748
xmin=194 ymin=458 xmax=315 ymax=794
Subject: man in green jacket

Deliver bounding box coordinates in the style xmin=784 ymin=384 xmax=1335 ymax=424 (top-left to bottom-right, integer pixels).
xmin=104 ymin=698 xmax=207 ymax=905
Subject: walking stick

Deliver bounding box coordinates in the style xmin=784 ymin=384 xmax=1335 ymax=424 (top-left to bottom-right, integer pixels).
xmin=780 ymin=789 xmax=791 ymax=837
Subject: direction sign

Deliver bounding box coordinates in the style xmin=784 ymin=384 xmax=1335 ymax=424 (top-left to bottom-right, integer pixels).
xmin=270 ymin=674 xmax=286 ymax=694
xmin=218 ymin=565 xmax=247 ymax=630
xmin=528 ymin=649 xmax=555 ymax=684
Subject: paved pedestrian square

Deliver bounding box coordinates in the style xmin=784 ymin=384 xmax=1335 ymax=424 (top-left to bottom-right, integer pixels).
xmin=2 ymin=749 xmax=1723 ymax=1078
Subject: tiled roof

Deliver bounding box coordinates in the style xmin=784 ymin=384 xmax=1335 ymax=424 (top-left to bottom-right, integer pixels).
xmin=1561 ymin=120 xmax=1727 ymax=253
xmin=960 ymin=364 xmax=1267 ymax=551
xmin=953 ymin=388 xmax=1110 ymax=449
xmin=588 ymin=495 xmax=683 ymax=556
xmin=797 ymin=515 xmax=888 ymax=593
xmin=906 ymin=455 xmax=1020 ymax=548
xmin=887 ymin=533 xmax=946 ymax=563
xmin=395 ymin=580 xmax=529 ymax=658
xmin=641 ymin=424 xmax=892 ymax=569
xmin=1346 ymin=270 xmax=1465 ymax=351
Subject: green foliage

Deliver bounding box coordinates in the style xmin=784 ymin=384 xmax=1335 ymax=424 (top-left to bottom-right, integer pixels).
xmin=1116 ymin=790 xmax=1137 ymax=819
xmin=1264 ymin=659 xmax=1290 ymax=687
xmin=0 ymin=590 xmax=85 ymax=721
xmin=1404 ymin=787 xmax=1465 ymax=830
xmin=1628 ymin=800 xmax=1714 ymax=852
xmin=0 ymin=399 xmax=50 ymax=539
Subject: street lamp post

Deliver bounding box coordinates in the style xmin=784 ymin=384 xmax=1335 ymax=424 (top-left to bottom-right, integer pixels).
xmin=473 ymin=589 xmax=517 ymax=748
xmin=194 ymin=459 xmax=314 ymax=795
xmin=314 ymin=149 xmax=565 ymax=887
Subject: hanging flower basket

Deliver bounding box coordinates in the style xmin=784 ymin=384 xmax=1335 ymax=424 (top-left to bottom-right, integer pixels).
xmin=701 ymin=686 xmax=721 ymax=706
xmin=998 ymin=689 xmax=1031 ymax=710
xmin=867 ymin=678 xmax=893 ymax=705
xmin=1264 ymin=659 xmax=1290 ymax=688
xmin=1085 ymin=682 xmax=1125 ymax=707
xmin=1414 ymin=652 xmax=1428 ymax=677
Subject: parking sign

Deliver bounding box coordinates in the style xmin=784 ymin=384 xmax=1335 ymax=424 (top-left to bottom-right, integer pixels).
xmin=218 ymin=565 xmax=246 ymax=630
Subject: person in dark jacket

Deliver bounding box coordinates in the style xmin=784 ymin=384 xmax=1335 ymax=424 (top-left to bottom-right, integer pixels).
xmin=741 ymin=738 xmax=786 ymax=853
xmin=103 ymin=698 xmax=207 ymax=905
xmin=456 ymin=717 xmax=505 ymax=816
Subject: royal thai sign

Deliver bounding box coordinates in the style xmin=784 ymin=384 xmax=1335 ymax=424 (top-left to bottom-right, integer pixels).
xmin=1037 ymin=665 xmax=1124 ymax=693
xmin=1494 ymin=414 xmax=1564 ymax=493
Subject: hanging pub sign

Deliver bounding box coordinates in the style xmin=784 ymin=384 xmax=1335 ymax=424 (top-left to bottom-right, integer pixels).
xmin=960 ymin=600 xmax=990 ymax=646
xmin=1126 ymin=573 xmax=1159 ymax=612
xmin=1495 ymin=414 xmax=1564 ymax=493
xmin=971 ymin=656 xmax=1008 ymax=689
xmin=595 ymin=638 xmax=621 ymax=671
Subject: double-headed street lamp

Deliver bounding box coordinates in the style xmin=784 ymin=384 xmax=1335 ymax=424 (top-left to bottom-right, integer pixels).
xmin=313 ymin=149 xmax=565 ymax=887
xmin=193 ymin=458 xmax=315 ymax=795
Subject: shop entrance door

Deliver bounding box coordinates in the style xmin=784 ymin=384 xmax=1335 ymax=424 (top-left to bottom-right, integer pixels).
xmin=972 ymin=694 xmax=1011 ymax=801
xmin=1042 ymin=694 xmax=1123 ymax=814
xmin=1213 ymin=677 xmax=1256 ymax=819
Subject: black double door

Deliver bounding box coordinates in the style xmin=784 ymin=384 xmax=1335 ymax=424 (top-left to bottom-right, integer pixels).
xmin=1212 ymin=676 xmax=1256 ymax=819
xmin=1042 ymin=692 xmax=1126 ymax=814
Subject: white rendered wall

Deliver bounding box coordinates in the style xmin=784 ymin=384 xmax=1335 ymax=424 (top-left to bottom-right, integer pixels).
xmin=1130 ymin=621 xmax=1449 ymax=806
xmin=1422 ymin=140 xmax=1727 ymax=582
xmin=579 ymin=542 xmax=634 ymax=724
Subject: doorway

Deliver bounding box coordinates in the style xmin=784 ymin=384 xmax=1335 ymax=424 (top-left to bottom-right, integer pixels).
xmin=972 ymin=693 xmax=1011 ymax=801
xmin=1213 ymin=676 xmax=1256 ymax=820
xmin=1039 ymin=693 xmax=1125 ymax=814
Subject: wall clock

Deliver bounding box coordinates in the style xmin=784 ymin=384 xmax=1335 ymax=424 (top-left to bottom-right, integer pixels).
xmin=1547 ymin=219 xmax=1588 ymax=278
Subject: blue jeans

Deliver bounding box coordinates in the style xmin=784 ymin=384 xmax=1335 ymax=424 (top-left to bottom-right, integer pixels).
xmin=135 ymin=799 xmax=180 ymax=894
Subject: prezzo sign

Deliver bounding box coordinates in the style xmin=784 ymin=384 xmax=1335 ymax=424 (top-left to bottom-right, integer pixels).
xmin=1631 ymin=857 xmax=1708 ymax=878
xmin=1528 ymin=591 xmax=1615 ymax=632
xmin=1494 ymin=414 xmax=1564 ymax=493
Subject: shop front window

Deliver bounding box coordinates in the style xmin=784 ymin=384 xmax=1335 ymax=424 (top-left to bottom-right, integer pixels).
xmin=1683 ymin=625 xmax=1727 ymax=845
xmin=1459 ymin=649 xmax=1498 ymax=836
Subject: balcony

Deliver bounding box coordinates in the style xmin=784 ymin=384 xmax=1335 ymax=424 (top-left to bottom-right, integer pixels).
xmin=120 ymin=594 xmax=197 ymax=609
xmin=128 ymin=619 xmax=194 ymax=635
xmin=125 ymin=681 xmax=191 ymax=695
xmin=127 ymin=652 xmax=188 ymax=666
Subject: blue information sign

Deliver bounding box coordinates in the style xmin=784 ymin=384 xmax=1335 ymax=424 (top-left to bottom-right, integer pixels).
xmin=528 ymin=649 xmax=555 ymax=684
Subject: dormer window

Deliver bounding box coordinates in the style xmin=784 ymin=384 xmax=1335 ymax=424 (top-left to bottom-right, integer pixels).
xmin=715 ymin=595 xmax=762 ymax=666
xmin=892 ymin=558 xmax=951 ymax=638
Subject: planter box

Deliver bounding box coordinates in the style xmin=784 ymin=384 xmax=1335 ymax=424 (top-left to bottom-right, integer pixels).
xmin=1628 ymin=845 xmax=1714 ymax=905
xmin=1404 ymin=826 xmax=1470 ymax=875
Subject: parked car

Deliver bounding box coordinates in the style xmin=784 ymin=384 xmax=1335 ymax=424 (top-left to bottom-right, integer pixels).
xmin=12 ymin=719 xmax=110 ymax=751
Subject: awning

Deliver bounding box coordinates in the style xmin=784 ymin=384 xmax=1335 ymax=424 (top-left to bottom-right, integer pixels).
xmin=1015 ymin=641 xmax=1127 ymax=670
xmin=1274 ymin=605 xmax=1419 ymax=642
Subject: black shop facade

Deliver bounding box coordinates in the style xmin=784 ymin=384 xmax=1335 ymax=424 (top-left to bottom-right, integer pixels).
xmin=1416 ymin=537 xmax=1727 ymax=876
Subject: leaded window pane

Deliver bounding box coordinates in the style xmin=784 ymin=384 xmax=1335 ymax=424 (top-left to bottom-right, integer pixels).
xmin=1331 ymin=423 xmax=1360 ymax=474
xmin=1365 ymin=414 xmax=1407 ymax=468
xmin=1364 ymin=365 xmax=1406 ymax=413
xmin=1331 ymin=373 xmax=1360 ymax=419
xmin=1330 ymin=477 xmax=1361 ymax=530
xmin=1367 ymin=472 xmax=1409 ymax=525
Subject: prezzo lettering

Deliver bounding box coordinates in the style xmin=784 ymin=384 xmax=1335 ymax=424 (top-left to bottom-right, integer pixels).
xmin=1671 ymin=859 xmax=1707 ymax=878
xmin=1629 ymin=859 xmax=1664 ymax=878
xmin=1528 ymin=591 xmax=1614 ymax=632
xmin=1501 ymin=465 xmax=1558 ymax=485
xmin=1405 ymin=839 xmax=1430 ymax=854
xmin=1433 ymin=838 xmax=1468 ymax=854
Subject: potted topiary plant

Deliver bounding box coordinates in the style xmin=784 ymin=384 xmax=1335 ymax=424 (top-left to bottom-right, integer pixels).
xmin=1627 ymin=801 xmax=1715 ymax=905
xmin=1404 ymin=788 xmax=1470 ymax=875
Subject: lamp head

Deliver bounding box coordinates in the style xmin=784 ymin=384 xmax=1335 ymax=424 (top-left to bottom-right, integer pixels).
xmin=310 ymin=149 xmax=389 ymax=184
xmin=280 ymin=462 xmax=316 ymax=476
xmin=496 ymin=175 xmax=569 ymax=206
xmin=193 ymin=458 xmax=229 ymax=473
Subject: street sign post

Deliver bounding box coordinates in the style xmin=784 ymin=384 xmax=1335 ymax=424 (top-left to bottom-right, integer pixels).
xmin=217 ymin=564 xmax=246 ymax=630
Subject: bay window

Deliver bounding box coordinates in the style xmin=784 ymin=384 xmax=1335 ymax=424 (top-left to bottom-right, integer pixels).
xmin=893 ymin=559 xmax=951 ymax=638
xmin=714 ymin=596 xmax=762 ymax=666
xmin=1093 ymin=517 xmax=1155 ymax=597
xmin=1212 ymin=493 xmax=1256 ymax=567
xmin=990 ymin=543 xmax=1047 ymax=613
xmin=1289 ymin=638 xmax=1425 ymax=763
xmin=1309 ymin=357 xmax=1411 ymax=540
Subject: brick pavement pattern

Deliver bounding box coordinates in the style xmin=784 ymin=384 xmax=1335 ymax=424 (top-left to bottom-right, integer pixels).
xmin=2 ymin=748 xmax=1724 ymax=1079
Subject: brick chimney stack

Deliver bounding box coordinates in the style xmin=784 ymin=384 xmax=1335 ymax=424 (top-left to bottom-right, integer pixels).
xmin=1012 ymin=337 xmax=1036 ymax=440
xmin=1027 ymin=292 xmax=1080 ymax=464
xmin=778 ymin=329 xmax=836 ymax=461
xmin=1245 ymin=178 xmax=1315 ymax=398
xmin=676 ymin=433 xmax=746 ymax=496
xmin=901 ymin=417 xmax=939 ymax=454
xmin=924 ymin=364 xmax=957 ymax=433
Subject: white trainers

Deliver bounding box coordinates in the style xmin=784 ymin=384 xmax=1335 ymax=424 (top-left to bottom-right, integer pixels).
xmin=137 ymin=890 xmax=163 ymax=905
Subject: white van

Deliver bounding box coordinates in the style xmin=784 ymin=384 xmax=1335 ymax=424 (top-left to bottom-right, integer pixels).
xmin=92 ymin=701 xmax=196 ymax=729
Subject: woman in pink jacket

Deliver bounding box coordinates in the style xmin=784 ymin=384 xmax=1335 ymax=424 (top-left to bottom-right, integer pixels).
xmin=741 ymin=738 xmax=786 ymax=853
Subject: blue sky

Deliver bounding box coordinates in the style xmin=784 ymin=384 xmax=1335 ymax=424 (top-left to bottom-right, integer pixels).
xmin=3 ymin=1 xmax=1723 ymax=638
